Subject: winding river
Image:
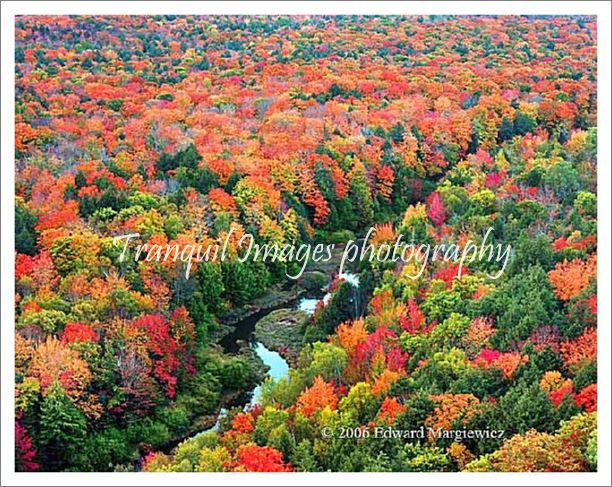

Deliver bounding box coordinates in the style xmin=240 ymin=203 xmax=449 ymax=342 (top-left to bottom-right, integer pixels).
xmin=202 ymin=271 xmax=360 ymax=434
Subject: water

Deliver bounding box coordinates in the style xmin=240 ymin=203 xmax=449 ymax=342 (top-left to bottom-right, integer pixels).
xmin=297 ymin=297 xmax=319 ymax=314
xmin=219 ymin=297 xmax=299 ymax=353
xmin=339 ymin=271 xmax=360 ymax=287
xmin=249 ymin=342 xmax=289 ymax=404
xmin=299 ymin=271 xmax=360 ymax=312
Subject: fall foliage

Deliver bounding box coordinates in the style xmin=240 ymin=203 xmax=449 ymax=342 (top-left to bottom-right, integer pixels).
xmin=14 ymin=14 xmax=598 ymax=473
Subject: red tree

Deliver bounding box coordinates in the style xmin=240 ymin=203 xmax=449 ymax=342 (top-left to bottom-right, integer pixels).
xmin=426 ymin=191 xmax=446 ymax=226
xmin=15 ymin=420 xmax=38 ymax=471
xmin=233 ymin=444 xmax=292 ymax=472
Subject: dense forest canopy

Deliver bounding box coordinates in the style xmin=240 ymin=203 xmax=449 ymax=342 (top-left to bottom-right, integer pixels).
xmin=14 ymin=15 xmax=597 ymax=472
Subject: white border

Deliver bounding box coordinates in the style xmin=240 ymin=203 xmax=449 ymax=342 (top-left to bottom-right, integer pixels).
xmin=1 ymin=2 xmax=610 ymax=486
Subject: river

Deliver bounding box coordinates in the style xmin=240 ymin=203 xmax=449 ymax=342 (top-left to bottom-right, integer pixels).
xmin=201 ymin=271 xmax=360 ymax=434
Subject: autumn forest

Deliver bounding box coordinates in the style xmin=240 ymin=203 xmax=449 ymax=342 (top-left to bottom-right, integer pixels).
xmin=14 ymin=15 xmax=597 ymax=472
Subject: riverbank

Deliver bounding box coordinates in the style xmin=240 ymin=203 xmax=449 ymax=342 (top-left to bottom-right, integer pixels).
xmin=254 ymin=308 xmax=309 ymax=366
xmin=219 ymin=285 xmax=304 ymax=327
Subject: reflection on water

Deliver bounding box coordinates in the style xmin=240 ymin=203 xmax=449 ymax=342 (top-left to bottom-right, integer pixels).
xmin=249 ymin=342 xmax=289 ymax=405
xmin=298 ymin=297 xmax=319 ymax=314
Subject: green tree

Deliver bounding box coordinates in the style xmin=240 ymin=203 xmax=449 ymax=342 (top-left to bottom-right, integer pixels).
xmin=498 ymin=382 xmax=557 ymax=436
xmin=513 ymin=111 xmax=536 ymax=135
xmin=38 ymin=383 xmax=87 ymax=470
xmin=16 ymin=199 xmax=38 ymax=255
xmin=194 ymin=262 xmax=225 ymax=314
xmin=157 ymin=143 xmax=201 ymax=174
xmin=470 ymin=266 xmax=561 ymax=349
xmin=348 ymin=162 xmax=374 ymax=229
